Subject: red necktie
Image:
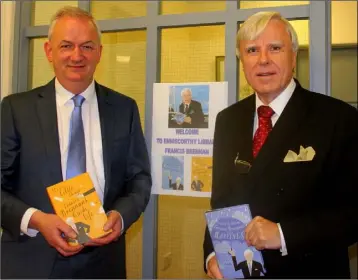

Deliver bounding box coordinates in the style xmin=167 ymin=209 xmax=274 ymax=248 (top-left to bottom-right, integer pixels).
xmin=253 ymin=105 xmax=275 ymax=158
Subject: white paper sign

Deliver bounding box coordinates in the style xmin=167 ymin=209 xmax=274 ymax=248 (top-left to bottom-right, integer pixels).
xmin=151 ymin=82 xmax=228 ymax=197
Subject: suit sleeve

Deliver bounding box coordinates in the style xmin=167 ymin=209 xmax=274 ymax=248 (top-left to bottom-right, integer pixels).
xmin=111 ymin=100 xmax=152 ymax=232
xmin=279 ymin=106 xmax=358 ymax=256
xmin=179 ymin=104 xmax=184 ymax=114
xmin=1 ymin=96 xmax=31 ymax=239
xmin=203 ymin=111 xmax=228 ymax=272
xmin=191 ymin=101 xmax=204 ymax=126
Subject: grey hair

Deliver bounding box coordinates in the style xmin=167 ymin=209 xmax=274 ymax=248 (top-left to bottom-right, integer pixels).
xmin=48 ymin=6 xmax=101 ymax=42
xmin=244 ymin=249 xmax=253 ymax=257
xmin=236 ymin=11 xmax=299 ymax=58
xmin=181 ymin=88 xmax=192 ymax=97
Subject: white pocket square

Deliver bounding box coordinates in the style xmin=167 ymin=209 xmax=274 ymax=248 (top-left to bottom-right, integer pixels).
xmin=283 ymin=145 xmax=316 ymax=162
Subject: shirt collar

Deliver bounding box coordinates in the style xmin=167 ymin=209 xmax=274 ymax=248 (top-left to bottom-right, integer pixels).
xmin=55 ymin=78 xmax=96 ymax=106
xmin=255 ymin=78 xmax=296 ymax=117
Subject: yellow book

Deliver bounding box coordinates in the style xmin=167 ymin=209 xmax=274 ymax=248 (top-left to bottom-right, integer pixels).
xmin=46 ymin=173 xmax=111 ymax=245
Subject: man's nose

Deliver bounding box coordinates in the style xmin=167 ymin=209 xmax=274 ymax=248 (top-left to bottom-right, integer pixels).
xmin=258 ymin=50 xmax=269 ymax=65
xmin=70 ymin=46 xmax=83 ymax=61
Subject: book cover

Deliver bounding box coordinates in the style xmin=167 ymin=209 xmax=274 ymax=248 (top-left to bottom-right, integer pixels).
xmin=205 ymin=204 xmax=266 ymax=278
xmin=46 ymin=173 xmax=111 ymax=245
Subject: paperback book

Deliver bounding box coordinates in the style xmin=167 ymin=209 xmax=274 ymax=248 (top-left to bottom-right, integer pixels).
xmin=205 ymin=204 xmax=266 ymax=278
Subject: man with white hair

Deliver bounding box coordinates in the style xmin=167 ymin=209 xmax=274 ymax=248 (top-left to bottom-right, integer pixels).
xmin=1 ymin=6 xmax=151 ymax=278
xmin=168 ymin=174 xmax=184 ymax=191
xmin=178 ymin=88 xmax=206 ymax=128
xmin=191 ymin=175 xmax=204 ymax=191
xmin=228 ymin=248 xmax=265 ymax=277
xmin=204 ymin=11 xmax=357 ymax=278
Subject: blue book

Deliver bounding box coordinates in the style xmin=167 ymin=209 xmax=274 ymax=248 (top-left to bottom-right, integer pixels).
xmin=205 ymin=204 xmax=266 ymax=278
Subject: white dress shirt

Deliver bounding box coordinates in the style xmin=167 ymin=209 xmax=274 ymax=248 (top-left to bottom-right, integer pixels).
xmin=20 ymin=78 xmax=106 ymax=236
xmin=206 ymin=79 xmax=296 ymax=269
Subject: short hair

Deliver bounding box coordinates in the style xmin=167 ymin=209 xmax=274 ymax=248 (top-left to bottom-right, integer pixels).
xmin=236 ymin=11 xmax=299 ymax=58
xmin=176 ymin=177 xmax=181 ymax=182
xmin=181 ymin=88 xmax=192 ymax=97
xmin=48 ymin=6 xmax=101 ymax=42
xmin=244 ymin=249 xmax=253 ymax=257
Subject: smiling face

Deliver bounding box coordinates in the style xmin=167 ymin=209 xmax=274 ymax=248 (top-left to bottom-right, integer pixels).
xmin=239 ymin=19 xmax=297 ymax=103
xmin=44 ymin=16 xmax=102 ymax=94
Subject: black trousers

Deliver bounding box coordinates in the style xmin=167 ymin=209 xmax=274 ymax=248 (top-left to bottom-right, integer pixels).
xmin=49 ymin=245 xmax=126 ymax=279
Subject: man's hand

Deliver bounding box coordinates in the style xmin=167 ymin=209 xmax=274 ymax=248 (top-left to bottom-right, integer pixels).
xmin=207 ymin=256 xmax=223 ymax=279
xmin=228 ymin=248 xmax=236 ymax=257
xmin=29 ymin=211 xmax=83 ymax=257
xmin=184 ymin=116 xmax=192 ymax=124
xmin=85 ymin=211 xmax=122 ymax=246
xmin=245 ymin=216 xmax=281 ymax=250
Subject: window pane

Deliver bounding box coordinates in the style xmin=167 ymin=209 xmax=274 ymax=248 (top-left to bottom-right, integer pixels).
xmin=94 ymin=31 xmax=146 ymax=279
xmin=238 ymin=20 xmax=309 ymax=100
xmin=161 ymin=0 xmax=225 ymax=15
xmin=31 ymin=1 xmax=78 ymax=26
xmin=161 ymin=25 xmax=225 ymax=83
xmin=29 ymin=38 xmax=54 ymax=89
xmin=159 ymin=25 xmax=224 ymax=278
xmin=331 ymin=1 xmax=357 ymax=107
xmin=91 ymin=1 xmax=146 ymax=20
xmin=239 ymin=0 xmax=308 ymax=9
xmin=94 ymin=31 xmax=147 ymax=128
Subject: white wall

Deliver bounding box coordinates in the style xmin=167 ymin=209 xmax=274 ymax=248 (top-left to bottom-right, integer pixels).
xmin=1 ymin=1 xmax=16 ymax=99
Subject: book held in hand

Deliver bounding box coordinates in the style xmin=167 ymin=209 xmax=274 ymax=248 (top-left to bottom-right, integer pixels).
xmin=46 ymin=173 xmax=111 ymax=245
xmin=205 ymin=204 xmax=266 ymax=279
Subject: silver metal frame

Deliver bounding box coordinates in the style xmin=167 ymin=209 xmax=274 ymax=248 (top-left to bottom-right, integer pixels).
xmin=11 ymin=1 xmax=337 ymax=278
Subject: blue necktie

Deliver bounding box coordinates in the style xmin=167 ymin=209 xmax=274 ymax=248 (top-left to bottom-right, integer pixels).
xmin=66 ymin=95 xmax=86 ymax=180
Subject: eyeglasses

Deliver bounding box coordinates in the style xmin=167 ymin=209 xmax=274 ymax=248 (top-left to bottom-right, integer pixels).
xmin=234 ymin=153 xmax=252 ymax=174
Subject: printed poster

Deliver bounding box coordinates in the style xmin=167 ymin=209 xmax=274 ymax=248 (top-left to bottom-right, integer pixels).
xmin=151 ymin=82 xmax=228 ymax=197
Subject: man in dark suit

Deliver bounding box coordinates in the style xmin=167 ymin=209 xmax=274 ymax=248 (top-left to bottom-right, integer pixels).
xmin=204 ymin=11 xmax=357 ymax=278
xmin=178 ymin=88 xmax=206 ymax=128
xmin=1 ymin=6 xmax=151 ymax=279
xmin=168 ymin=175 xmax=184 ymax=191
xmin=191 ymin=175 xmax=204 ymax=191
xmin=229 ymin=248 xmax=265 ymax=278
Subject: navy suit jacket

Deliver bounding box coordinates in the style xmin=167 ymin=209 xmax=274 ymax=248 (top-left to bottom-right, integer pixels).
xmin=203 ymin=80 xmax=358 ymax=278
xmin=1 ymin=79 xmax=152 ymax=278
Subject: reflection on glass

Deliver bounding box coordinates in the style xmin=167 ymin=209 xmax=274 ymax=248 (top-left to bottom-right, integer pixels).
xmin=161 ymin=0 xmax=225 ymax=15
xmin=31 ymin=1 xmax=78 ymax=26
xmin=159 ymin=25 xmax=224 ymax=279
xmin=95 ymin=31 xmax=146 ymax=128
xmin=238 ymin=20 xmax=309 ymax=100
xmin=29 ymin=38 xmax=53 ymax=89
xmin=239 ymin=0 xmax=308 ymax=9
xmin=161 ymin=25 xmax=225 ymax=83
xmin=91 ymin=1 xmax=146 ymax=20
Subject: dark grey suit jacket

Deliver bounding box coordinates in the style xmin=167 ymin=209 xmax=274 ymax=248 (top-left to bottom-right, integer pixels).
xmin=203 ymin=80 xmax=358 ymax=278
xmin=1 ymin=79 xmax=152 ymax=278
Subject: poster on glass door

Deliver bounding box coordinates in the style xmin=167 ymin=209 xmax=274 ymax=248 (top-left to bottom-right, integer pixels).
xmin=151 ymin=82 xmax=228 ymax=197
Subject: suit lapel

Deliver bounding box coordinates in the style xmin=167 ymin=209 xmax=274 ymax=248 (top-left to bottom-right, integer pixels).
xmin=36 ymin=79 xmax=63 ymax=184
xmin=95 ymin=83 xmax=115 ymax=199
xmin=248 ymin=83 xmax=310 ymax=183
xmin=234 ymin=95 xmax=255 ymax=165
